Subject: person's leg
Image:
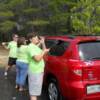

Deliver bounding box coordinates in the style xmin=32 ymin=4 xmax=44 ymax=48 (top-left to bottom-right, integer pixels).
xmin=4 ymin=57 xmax=16 ymax=76
xmin=28 ymin=73 xmax=44 ymax=100
xmin=4 ymin=57 xmax=12 ymax=76
xmin=16 ymin=61 xmax=20 ymax=89
xmin=30 ymin=96 xmax=37 ymax=100
xmin=4 ymin=65 xmax=10 ymax=76
xmin=19 ymin=62 xmax=28 ymax=91
xmin=28 ymin=74 xmax=38 ymax=100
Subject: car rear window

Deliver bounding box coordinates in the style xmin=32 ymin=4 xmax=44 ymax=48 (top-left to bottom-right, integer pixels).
xmin=78 ymin=41 xmax=100 ymax=60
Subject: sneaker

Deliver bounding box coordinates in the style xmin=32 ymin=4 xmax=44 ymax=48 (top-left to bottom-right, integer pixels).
xmin=15 ymin=85 xmax=19 ymax=89
xmin=19 ymin=88 xmax=24 ymax=92
xmin=4 ymin=72 xmax=8 ymax=76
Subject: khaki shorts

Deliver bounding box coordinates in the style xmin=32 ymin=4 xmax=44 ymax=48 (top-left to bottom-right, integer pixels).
xmin=28 ymin=72 xmax=44 ymax=96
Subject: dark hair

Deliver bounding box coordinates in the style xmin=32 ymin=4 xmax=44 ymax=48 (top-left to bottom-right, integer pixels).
xmin=12 ymin=34 xmax=18 ymax=38
xmin=17 ymin=37 xmax=26 ymax=48
xmin=27 ymin=32 xmax=37 ymax=40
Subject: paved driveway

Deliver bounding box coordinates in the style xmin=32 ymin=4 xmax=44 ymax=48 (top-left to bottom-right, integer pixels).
xmin=0 ymin=68 xmax=48 ymax=100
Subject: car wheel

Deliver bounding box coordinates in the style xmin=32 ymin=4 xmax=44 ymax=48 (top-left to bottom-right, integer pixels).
xmin=47 ymin=80 xmax=63 ymax=100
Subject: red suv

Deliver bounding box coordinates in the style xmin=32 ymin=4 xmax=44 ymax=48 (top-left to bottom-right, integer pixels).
xmin=44 ymin=36 xmax=100 ymax=100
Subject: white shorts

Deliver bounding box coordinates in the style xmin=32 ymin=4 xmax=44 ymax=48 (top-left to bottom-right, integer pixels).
xmin=28 ymin=72 xmax=44 ymax=96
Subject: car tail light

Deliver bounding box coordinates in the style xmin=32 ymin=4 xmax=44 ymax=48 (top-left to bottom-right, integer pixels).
xmin=83 ymin=70 xmax=97 ymax=81
xmin=69 ymin=67 xmax=83 ymax=81
xmin=88 ymin=71 xmax=94 ymax=80
xmin=73 ymin=69 xmax=82 ymax=76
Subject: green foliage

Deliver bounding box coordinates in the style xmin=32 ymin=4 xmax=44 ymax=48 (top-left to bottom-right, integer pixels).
xmin=50 ymin=13 xmax=68 ymax=25
xmin=8 ymin=0 xmax=26 ymax=8
xmin=71 ymin=0 xmax=100 ymax=34
xmin=0 ymin=3 xmax=8 ymax=11
xmin=0 ymin=0 xmax=100 ymax=39
xmin=27 ymin=20 xmax=50 ymax=26
xmin=23 ymin=8 xmax=41 ymax=14
xmin=0 ymin=20 xmax=16 ymax=32
xmin=0 ymin=11 xmax=14 ymax=18
xmin=72 ymin=18 xmax=85 ymax=31
xmin=93 ymin=26 xmax=100 ymax=33
xmin=96 ymin=6 xmax=100 ymax=15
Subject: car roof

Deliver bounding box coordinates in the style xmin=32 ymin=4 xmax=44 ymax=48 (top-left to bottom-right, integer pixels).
xmin=46 ymin=35 xmax=98 ymax=43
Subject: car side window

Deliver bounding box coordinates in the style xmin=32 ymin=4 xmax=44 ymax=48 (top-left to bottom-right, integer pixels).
xmin=49 ymin=40 xmax=70 ymax=56
xmin=45 ymin=39 xmax=59 ymax=48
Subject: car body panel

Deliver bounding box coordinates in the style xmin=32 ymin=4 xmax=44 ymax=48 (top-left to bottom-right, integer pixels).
xmin=44 ymin=36 xmax=100 ymax=100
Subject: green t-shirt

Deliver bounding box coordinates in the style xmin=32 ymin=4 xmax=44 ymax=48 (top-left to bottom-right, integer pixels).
xmin=7 ymin=41 xmax=17 ymax=58
xmin=17 ymin=45 xmax=29 ymax=63
xmin=27 ymin=43 xmax=45 ymax=74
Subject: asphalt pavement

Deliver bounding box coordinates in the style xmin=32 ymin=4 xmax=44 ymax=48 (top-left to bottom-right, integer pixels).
xmin=0 ymin=67 xmax=48 ymax=100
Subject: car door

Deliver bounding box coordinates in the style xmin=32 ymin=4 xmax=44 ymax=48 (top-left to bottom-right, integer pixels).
xmin=44 ymin=39 xmax=70 ymax=78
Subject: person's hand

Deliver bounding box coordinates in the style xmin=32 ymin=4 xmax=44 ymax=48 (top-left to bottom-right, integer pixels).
xmin=2 ymin=42 xmax=6 ymax=46
xmin=44 ymin=48 xmax=50 ymax=54
xmin=39 ymin=36 xmax=45 ymax=44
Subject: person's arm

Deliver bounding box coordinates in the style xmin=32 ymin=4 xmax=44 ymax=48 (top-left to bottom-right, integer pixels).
xmin=41 ymin=41 xmax=46 ymax=50
xmin=39 ymin=36 xmax=46 ymax=50
xmin=32 ymin=49 xmax=49 ymax=62
xmin=2 ymin=42 xmax=9 ymax=50
xmin=37 ymin=42 xmax=41 ymax=47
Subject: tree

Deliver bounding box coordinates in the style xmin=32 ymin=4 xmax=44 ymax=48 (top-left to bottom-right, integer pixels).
xmin=0 ymin=0 xmax=100 ymax=41
xmin=71 ymin=0 xmax=100 ymax=34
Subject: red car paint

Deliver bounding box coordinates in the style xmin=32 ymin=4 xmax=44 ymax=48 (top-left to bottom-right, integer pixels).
xmin=44 ymin=36 xmax=100 ymax=100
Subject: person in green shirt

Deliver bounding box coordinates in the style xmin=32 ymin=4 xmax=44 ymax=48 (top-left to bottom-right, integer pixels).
xmin=27 ymin=32 xmax=49 ymax=100
xmin=16 ymin=37 xmax=28 ymax=91
xmin=2 ymin=34 xmax=18 ymax=77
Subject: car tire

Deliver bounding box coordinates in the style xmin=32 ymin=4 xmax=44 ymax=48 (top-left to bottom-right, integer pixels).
xmin=47 ymin=79 xmax=63 ymax=100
